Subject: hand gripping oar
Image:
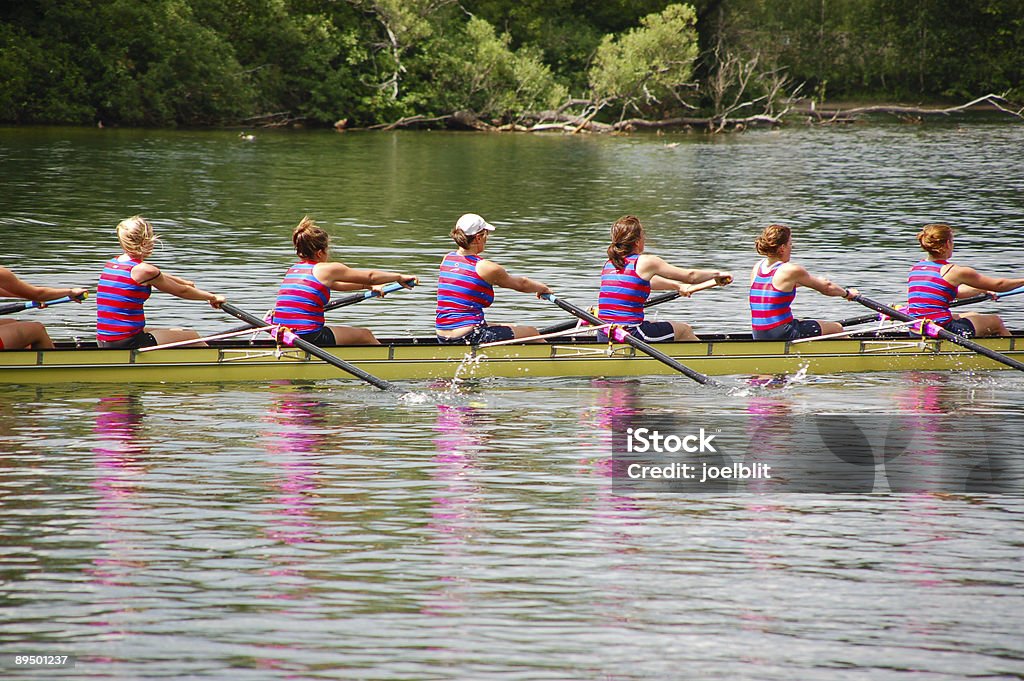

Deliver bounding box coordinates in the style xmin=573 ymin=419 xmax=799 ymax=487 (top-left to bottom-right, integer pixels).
xmin=220 ymin=302 xmax=401 ymax=391
xmin=324 ymin=279 xmax=416 ymax=313
xmin=541 ymin=293 xmax=718 ymax=386
xmin=837 ymin=285 xmax=1024 ymax=327
xmin=848 ymin=292 xmax=1024 ymax=372
xmin=0 ymin=291 xmax=88 ymax=316
xmin=221 ymin=280 xmax=416 ymax=335
xmin=538 ymin=278 xmax=726 ymax=335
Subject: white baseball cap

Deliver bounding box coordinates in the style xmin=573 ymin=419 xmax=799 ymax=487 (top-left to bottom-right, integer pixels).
xmin=456 ymin=213 xmax=495 ymax=236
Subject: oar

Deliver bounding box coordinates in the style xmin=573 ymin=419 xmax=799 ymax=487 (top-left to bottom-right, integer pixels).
xmin=221 ymin=280 xmax=415 ymax=334
xmin=847 ymin=292 xmax=1024 ymax=372
xmin=325 ymin=280 xmax=415 ymax=313
xmin=541 ymin=293 xmax=718 ymax=386
xmin=538 ymin=278 xmax=725 ymax=335
xmin=220 ymin=302 xmax=401 ymax=392
xmin=0 ymin=291 xmax=88 ymax=316
xmin=838 ymin=285 xmax=1024 ymax=327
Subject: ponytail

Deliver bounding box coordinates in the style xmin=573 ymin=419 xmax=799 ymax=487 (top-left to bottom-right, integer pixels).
xmin=608 ymin=216 xmax=644 ymax=270
xmin=917 ymin=223 xmax=953 ymax=257
xmin=293 ymin=216 xmax=330 ymax=261
xmin=116 ymin=215 xmax=159 ymax=258
xmin=754 ymin=224 xmax=790 ymax=256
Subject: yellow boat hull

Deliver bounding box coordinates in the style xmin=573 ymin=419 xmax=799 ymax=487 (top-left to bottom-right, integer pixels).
xmin=0 ymin=335 xmax=1020 ymax=384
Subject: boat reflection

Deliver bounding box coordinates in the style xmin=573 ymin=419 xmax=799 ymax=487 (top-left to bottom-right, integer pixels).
xmin=422 ymin=404 xmax=486 ymax=618
xmin=260 ymin=390 xmax=326 ymax=548
xmin=86 ymin=394 xmax=149 ymax=653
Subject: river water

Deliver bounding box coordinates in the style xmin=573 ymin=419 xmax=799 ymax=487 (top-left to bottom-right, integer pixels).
xmin=1 ymin=122 xmax=1023 ymax=679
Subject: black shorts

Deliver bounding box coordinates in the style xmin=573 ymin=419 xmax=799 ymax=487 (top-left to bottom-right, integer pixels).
xmin=98 ymin=332 xmax=158 ymax=349
xmin=752 ymin=319 xmax=822 ymax=341
xmin=945 ymin=317 xmax=976 ymax=338
xmin=296 ymin=326 xmax=338 ymax=347
xmin=437 ymin=324 xmax=516 ymax=345
xmin=597 ymin=320 xmax=676 ymax=343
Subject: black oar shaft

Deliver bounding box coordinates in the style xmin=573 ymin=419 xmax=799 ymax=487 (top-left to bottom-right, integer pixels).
xmin=849 ymin=294 xmax=1024 ymax=372
xmin=220 ymin=302 xmax=400 ymax=391
xmin=221 ymin=280 xmax=415 ymax=335
xmin=543 ymin=294 xmax=716 ymax=386
xmin=538 ymin=290 xmax=681 ymax=335
xmin=838 ymin=292 xmax=992 ymax=327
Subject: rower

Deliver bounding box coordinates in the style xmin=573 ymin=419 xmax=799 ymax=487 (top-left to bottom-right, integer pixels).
xmin=907 ymin=223 xmax=1024 ymax=337
xmin=598 ymin=215 xmax=731 ymax=342
xmin=0 ymin=267 xmax=87 ymax=349
xmin=435 ymin=213 xmax=552 ymax=344
xmin=271 ymin=216 xmax=417 ymax=346
xmin=749 ymin=224 xmax=856 ymax=340
xmin=96 ymin=216 xmax=224 ymax=349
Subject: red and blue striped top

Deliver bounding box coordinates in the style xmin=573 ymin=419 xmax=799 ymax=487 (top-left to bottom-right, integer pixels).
xmin=598 ymin=255 xmax=650 ymax=325
xmin=272 ymin=262 xmax=331 ymax=334
xmin=749 ymin=260 xmax=795 ymax=331
xmin=436 ymin=253 xmax=493 ymax=330
xmin=96 ymin=257 xmax=151 ymax=341
xmin=907 ymin=260 xmax=957 ymax=325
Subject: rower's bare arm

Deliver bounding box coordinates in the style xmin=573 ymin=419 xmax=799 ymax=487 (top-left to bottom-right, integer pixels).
xmin=650 ymin=275 xmax=678 ymax=291
xmin=791 ymin=265 xmax=849 ymax=298
xmin=951 ymin=265 xmax=1024 ymax=293
xmin=477 ymin=260 xmax=552 ymax=296
xmin=638 ymin=255 xmax=729 ymax=287
xmin=0 ymin=268 xmax=79 ymax=302
xmin=319 ymin=262 xmax=417 ymax=290
xmin=163 ymin=272 xmax=196 ymax=287
xmin=148 ymin=269 xmax=223 ymax=307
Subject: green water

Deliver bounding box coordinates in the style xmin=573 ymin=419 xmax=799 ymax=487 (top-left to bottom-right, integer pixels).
xmin=1 ymin=124 xmax=1023 ymax=680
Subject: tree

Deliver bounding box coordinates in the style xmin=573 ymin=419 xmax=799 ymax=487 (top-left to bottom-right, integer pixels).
xmin=588 ymin=4 xmax=700 ymax=120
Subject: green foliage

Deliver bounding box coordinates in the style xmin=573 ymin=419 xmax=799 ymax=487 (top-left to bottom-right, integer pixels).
xmin=588 ymin=4 xmax=699 ymax=117
xmin=0 ymin=0 xmax=1021 ymax=127
xmin=443 ymin=17 xmax=568 ymax=121
xmin=460 ymin=0 xmax=681 ymax=93
xmin=0 ymin=23 xmax=93 ymax=123
xmin=712 ymin=0 xmax=1024 ymax=103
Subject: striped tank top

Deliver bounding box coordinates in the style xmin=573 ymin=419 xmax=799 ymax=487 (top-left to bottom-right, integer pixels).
xmin=598 ymin=255 xmax=650 ymax=325
xmin=96 ymin=257 xmax=151 ymax=342
xmin=272 ymin=262 xmax=331 ymax=334
xmin=436 ymin=253 xmax=493 ymax=330
xmin=907 ymin=260 xmax=956 ymax=325
xmin=749 ymin=260 xmax=795 ymax=331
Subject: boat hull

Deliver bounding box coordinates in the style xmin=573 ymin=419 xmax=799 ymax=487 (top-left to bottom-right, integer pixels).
xmin=0 ymin=335 xmax=1020 ymax=384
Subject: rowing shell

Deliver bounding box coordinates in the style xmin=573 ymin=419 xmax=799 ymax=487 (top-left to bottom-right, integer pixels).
xmin=1 ymin=333 xmax=1022 ymax=384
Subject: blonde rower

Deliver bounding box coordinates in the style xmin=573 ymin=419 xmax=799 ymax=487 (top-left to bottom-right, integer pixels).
xmin=96 ymin=216 xmax=224 ymax=348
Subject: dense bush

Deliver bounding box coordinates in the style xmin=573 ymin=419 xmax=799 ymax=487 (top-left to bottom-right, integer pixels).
xmin=0 ymin=0 xmax=1020 ymax=127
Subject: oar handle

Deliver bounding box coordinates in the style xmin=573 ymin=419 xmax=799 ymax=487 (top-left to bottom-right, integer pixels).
xmin=995 ymin=284 xmax=1024 ymax=300
xmin=324 ymin=279 xmax=416 ymax=312
xmin=0 ymin=291 xmax=89 ymax=316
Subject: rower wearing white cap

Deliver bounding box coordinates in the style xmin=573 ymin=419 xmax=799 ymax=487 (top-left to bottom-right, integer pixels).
xmin=435 ymin=213 xmax=553 ymax=345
